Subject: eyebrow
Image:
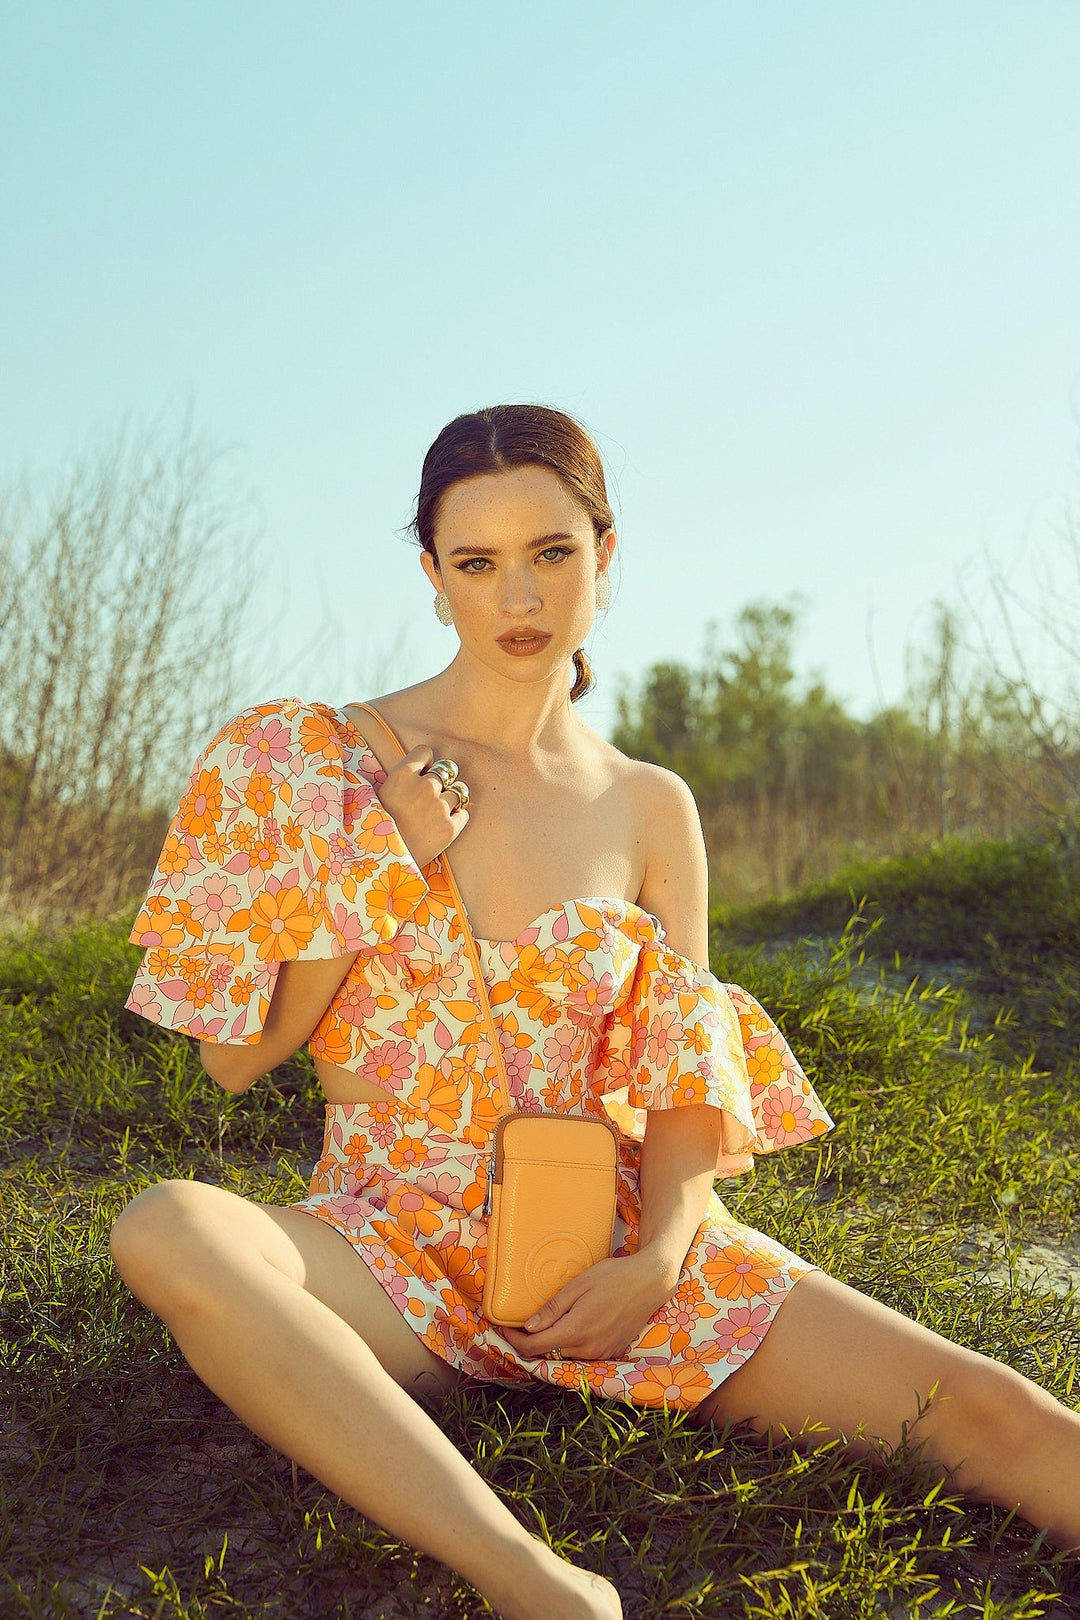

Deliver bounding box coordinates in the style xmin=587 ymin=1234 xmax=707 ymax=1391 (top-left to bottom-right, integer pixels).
xmin=446 ymin=531 xmax=577 ymax=558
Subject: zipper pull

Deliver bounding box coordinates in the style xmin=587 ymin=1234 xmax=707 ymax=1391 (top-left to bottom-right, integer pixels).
xmin=481 ymin=1153 xmax=495 ymax=1217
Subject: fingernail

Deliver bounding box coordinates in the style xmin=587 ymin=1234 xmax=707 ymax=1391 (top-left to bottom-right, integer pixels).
xmin=524 ymin=1316 xmax=540 ymax=1331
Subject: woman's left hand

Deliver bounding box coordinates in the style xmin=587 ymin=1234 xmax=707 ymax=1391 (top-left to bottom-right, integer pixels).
xmin=501 ymin=1249 xmax=678 ymax=1362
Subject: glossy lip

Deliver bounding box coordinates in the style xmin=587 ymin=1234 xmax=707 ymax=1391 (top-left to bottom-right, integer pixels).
xmin=496 ymin=631 xmax=552 ymax=648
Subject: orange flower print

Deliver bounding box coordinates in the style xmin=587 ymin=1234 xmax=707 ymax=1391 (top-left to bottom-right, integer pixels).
xmin=365 ymin=861 xmax=428 ymax=939
xmin=384 ymin=1185 xmax=443 ymax=1238
xmin=281 ymin=816 xmax=305 ymax=851
xmin=229 ymin=972 xmax=258 ymax=1007
xmin=387 ymin=1133 xmax=428 ymax=1174
xmin=638 ymin=1278 xmax=718 ymax=1357
xmin=682 ymin=1019 xmax=711 ymax=1057
xmin=626 ymin=1362 xmax=716 ymax=1410
xmin=299 ymin=708 xmax=344 ymax=769
xmin=178 ymin=767 xmax=223 ymax=839
xmin=398 ymin=1001 xmax=438 ymax=1041
xmin=746 ymin=1042 xmax=785 ymax=1092
xmin=230 ymin=820 xmax=258 ymax=853
xmin=343 ymin=1131 xmax=374 ymax=1169
xmin=403 ymin=1063 xmax=466 ymax=1133
xmin=668 ymin=1064 xmax=708 ymax=1108
xmin=158 ymin=833 xmax=192 ymax=878
xmin=760 ymin=1086 xmax=814 ymax=1146
xmin=250 ymin=831 xmax=282 ymax=871
xmin=243 ymin=772 xmax=276 ymax=818
xmin=702 ymin=1242 xmax=780 ymax=1300
xmin=202 ymin=830 xmax=230 ymax=864
xmin=231 ymin=882 xmax=316 ymax=961
xmin=309 ymin=1020 xmax=353 ymax=1066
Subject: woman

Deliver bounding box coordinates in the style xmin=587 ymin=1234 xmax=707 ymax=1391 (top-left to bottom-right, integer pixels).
xmin=111 ymin=405 xmax=1080 ymax=1620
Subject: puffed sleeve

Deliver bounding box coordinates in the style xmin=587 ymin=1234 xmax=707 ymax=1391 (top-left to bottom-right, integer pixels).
xmin=124 ymin=697 xmax=429 ymax=1044
xmin=594 ymin=933 xmax=833 ymax=1177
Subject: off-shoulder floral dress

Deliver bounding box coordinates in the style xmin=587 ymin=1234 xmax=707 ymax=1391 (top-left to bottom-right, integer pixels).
xmin=126 ymin=698 xmax=834 ymax=1411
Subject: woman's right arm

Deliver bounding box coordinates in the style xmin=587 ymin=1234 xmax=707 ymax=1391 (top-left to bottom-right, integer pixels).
xmin=200 ymin=951 xmax=359 ymax=1092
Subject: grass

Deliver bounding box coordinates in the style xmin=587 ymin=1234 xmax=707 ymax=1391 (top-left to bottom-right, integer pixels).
xmin=2 ymin=827 xmax=1079 ymax=1618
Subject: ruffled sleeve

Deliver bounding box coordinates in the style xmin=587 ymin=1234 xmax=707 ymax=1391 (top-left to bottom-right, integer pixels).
xmin=124 ymin=697 xmax=429 ymax=1044
xmin=594 ymin=931 xmax=833 ymax=1177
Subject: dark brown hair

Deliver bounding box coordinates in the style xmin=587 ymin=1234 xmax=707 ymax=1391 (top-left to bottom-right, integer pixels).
xmin=408 ymin=404 xmax=614 ymax=702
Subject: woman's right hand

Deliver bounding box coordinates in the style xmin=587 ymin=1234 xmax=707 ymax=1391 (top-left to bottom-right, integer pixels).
xmin=375 ymin=743 xmax=470 ymax=868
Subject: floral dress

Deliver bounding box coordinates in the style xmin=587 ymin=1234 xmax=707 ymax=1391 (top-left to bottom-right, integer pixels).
xmin=126 ymin=697 xmax=834 ymax=1411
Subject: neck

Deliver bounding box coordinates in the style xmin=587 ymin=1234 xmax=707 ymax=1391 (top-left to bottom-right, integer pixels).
xmin=422 ymin=648 xmax=584 ymax=759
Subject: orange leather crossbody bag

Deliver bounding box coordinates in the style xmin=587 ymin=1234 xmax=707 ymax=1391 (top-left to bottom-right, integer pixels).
xmin=351 ymin=702 xmax=620 ymax=1329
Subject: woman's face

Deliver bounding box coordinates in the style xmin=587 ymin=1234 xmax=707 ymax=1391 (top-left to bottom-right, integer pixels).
xmin=420 ymin=465 xmax=615 ymax=684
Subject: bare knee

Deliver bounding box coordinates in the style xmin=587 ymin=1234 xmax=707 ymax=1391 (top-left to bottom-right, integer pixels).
xmin=929 ymin=1353 xmax=1045 ymax=1483
xmin=110 ymin=1178 xmax=219 ymax=1309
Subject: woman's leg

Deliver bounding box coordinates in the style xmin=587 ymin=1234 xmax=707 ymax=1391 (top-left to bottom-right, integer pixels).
xmin=692 ymin=1270 xmax=1080 ymax=1548
xmin=109 ymin=1180 xmax=620 ymax=1620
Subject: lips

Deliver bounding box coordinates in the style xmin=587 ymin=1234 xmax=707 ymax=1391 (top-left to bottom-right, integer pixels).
xmin=495 ymin=635 xmax=553 ymax=654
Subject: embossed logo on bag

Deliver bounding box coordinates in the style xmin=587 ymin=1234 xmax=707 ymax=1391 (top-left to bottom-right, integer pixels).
xmin=525 ymin=1234 xmax=595 ymax=1298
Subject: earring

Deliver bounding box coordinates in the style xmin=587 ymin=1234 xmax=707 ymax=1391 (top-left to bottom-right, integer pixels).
xmin=595 ymin=572 xmax=611 ymax=611
xmin=434 ymin=591 xmax=455 ymax=626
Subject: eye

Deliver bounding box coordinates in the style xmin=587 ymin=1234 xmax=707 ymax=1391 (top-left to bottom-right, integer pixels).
xmin=539 ymin=545 xmax=574 ymax=563
xmin=455 ymin=557 xmax=491 ymax=573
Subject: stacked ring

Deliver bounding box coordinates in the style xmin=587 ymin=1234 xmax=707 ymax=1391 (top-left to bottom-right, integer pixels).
xmin=444 ymin=779 xmax=470 ymax=812
xmin=426 ymin=758 xmax=459 ymax=790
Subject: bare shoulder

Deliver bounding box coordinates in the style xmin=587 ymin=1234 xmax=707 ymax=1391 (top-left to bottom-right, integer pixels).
xmin=602 ymin=740 xmax=711 ymax=967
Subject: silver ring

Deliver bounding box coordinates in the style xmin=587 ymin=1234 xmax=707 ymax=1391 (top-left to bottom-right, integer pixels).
xmin=426 ymin=758 xmax=459 ymax=789
xmin=548 ymin=1347 xmax=565 ymax=1360
xmin=443 ymin=779 xmax=470 ymax=812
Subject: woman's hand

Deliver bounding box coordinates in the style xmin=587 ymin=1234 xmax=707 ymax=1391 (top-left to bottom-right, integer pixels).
xmin=501 ymin=1249 xmax=679 ymax=1363
xmin=376 ymin=743 xmax=470 ymax=868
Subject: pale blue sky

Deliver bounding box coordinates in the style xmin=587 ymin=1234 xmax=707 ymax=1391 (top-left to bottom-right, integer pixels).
xmin=3 ymin=2 xmax=1079 ymax=736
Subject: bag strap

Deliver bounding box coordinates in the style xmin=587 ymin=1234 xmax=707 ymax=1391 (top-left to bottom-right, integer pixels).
xmin=348 ymin=701 xmax=512 ymax=1117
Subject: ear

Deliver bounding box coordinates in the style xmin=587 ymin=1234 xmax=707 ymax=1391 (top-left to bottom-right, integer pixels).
xmin=597 ymin=527 xmax=617 ymax=573
xmin=419 ymin=547 xmax=442 ymax=591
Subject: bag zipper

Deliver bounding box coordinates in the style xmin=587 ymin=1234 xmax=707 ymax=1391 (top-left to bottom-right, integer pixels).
xmin=481 ymin=1109 xmax=620 ymax=1217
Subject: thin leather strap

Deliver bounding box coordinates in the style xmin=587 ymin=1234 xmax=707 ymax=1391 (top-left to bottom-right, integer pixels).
xmin=347 ymin=701 xmax=512 ymax=1117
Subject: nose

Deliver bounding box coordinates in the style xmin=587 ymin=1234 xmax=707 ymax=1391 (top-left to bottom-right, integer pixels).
xmin=499 ymin=565 xmax=543 ymax=616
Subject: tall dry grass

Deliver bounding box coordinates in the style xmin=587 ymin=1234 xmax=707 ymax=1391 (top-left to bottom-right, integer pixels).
xmin=0 ymin=418 xmax=254 ymax=931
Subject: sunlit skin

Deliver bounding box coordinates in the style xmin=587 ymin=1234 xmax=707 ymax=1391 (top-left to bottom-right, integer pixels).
xmin=110 ymin=463 xmax=1080 ymax=1620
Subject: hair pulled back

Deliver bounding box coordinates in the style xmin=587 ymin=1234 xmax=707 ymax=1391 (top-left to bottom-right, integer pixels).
xmin=408 ymin=404 xmax=613 ymax=703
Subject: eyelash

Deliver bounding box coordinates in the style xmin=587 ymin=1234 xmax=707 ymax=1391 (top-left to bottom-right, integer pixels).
xmin=455 ymin=545 xmax=575 ymax=574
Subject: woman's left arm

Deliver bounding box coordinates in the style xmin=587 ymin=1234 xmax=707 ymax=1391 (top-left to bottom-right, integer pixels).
xmin=504 ymin=766 xmax=721 ymax=1361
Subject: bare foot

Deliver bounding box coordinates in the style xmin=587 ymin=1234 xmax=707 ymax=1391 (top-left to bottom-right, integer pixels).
xmin=482 ymin=1536 xmax=622 ymax=1620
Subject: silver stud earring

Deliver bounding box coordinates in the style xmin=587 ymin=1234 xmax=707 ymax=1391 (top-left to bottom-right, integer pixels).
xmin=434 ymin=590 xmax=455 ymax=626
xmin=595 ymin=572 xmax=612 ymax=611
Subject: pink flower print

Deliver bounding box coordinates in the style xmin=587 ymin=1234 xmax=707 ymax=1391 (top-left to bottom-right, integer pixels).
xmin=359 ymin=1039 xmax=414 ymax=1093
xmin=337 ymin=981 xmax=380 ymax=1025
xmin=328 ymin=902 xmax=369 ymax=952
xmin=647 ymin=1009 xmax=680 ymax=1067
xmin=368 ymin=1104 xmax=399 ymax=1148
xmin=126 ymin=982 xmax=156 ymax=1015
xmin=565 ymin=970 xmax=617 ymax=1022
xmin=186 ymin=873 xmax=242 ymax=929
xmin=714 ymin=1299 xmax=774 ymax=1362
xmin=416 ymin=1171 xmax=466 ymax=1208
xmin=760 ymin=1086 xmax=813 ymax=1147
xmin=500 ymin=1036 xmax=533 ymax=1093
xmin=208 ymin=959 xmax=233 ymax=992
xmin=294 ymin=780 xmax=335 ymax=829
xmin=241 ymin=717 xmax=293 ymax=772
xmin=652 ymin=976 xmax=676 ymax=1004
xmin=543 ymin=1029 xmax=581 ymax=1081
xmin=183 ymin=1013 xmax=228 ymax=1039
